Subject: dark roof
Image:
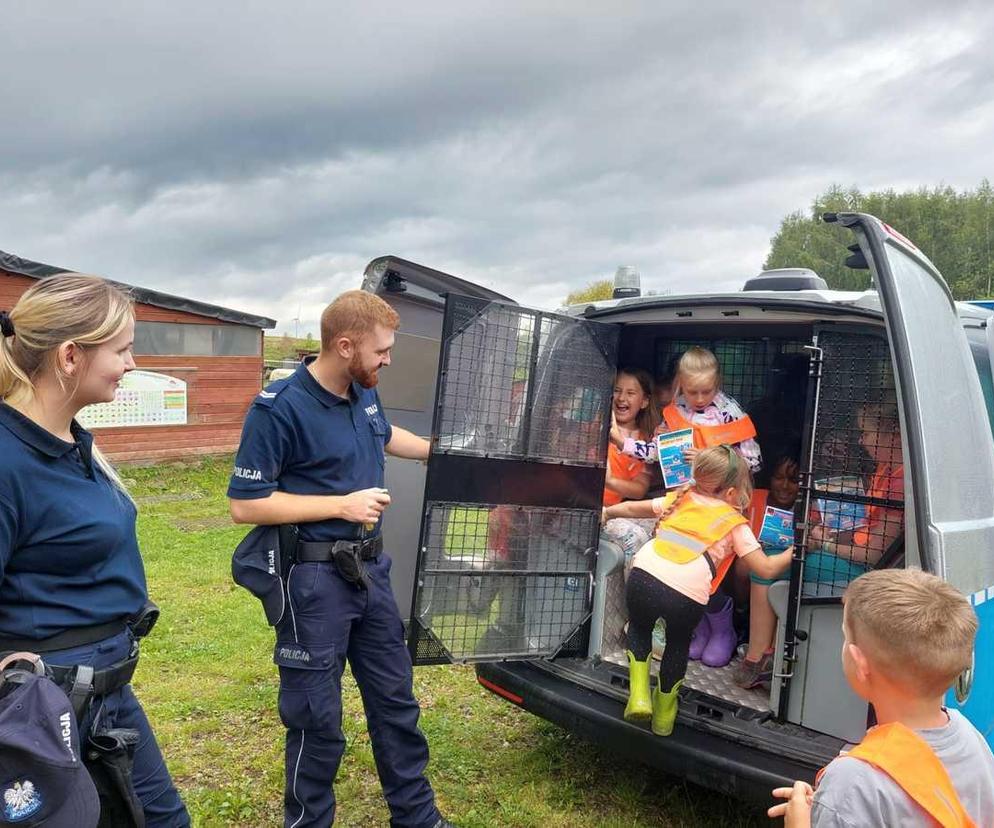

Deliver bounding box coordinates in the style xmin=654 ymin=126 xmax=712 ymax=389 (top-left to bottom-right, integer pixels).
xmin=0 ymin=250 xmax=276 ymax=329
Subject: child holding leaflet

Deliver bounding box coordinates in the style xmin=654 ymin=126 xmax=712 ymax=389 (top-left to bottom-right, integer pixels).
xmin=604 ymin=446 xmax=792 ymax=736
xmin=734 ymin=454 xmax=800 ymax=688
xmin=769 ymin=568 xmax=994 ymax=827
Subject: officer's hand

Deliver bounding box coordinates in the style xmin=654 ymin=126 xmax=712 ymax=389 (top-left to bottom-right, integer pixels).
xmin=340 ymin=488 xmax=391 ymax=523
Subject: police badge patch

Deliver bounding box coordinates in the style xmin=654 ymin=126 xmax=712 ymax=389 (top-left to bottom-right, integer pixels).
xmin=3 ymin=779 xmax=41 ymax=821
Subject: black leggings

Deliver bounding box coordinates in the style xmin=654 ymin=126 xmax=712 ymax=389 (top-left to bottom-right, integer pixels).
xmin=626 ymin=567 xmax=707 ymax=692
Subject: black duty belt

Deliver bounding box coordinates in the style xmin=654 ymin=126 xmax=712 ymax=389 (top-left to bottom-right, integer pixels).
xmin=49 ymin=655 xmax=140 ymax=717
xmin=0 ymin=618 xmax=127 ymax=654
xmin=0 ymin=651 xmax=139 ymax=720
xmin=297 ymin=535 xmax=383 ymax=562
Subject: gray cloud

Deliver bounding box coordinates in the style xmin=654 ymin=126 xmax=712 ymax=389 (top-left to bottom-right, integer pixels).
xmin=2 ymin=1 xmax=993 ymax=334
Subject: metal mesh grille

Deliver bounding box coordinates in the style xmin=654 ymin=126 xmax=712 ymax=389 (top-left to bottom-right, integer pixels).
xmin=802 ymin=331 xmax=904 ymax=598
xmin=437 ymin=302 xmax=531 ymax=457
xmin=412 ymin=503 xmax=596 ymax=661
xmin=436 ymin=303 xmax=615 ymax=466
xmin=527 ymin=315 xmax=614 ymax=463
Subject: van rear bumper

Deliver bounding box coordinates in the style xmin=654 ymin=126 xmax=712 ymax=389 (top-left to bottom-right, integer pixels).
xmin=475 ymin=659 xmax=824 ymax=804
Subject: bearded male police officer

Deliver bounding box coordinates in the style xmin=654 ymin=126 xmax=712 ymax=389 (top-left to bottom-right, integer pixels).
xmin=228 ymin=291 xmax=454 ymax=828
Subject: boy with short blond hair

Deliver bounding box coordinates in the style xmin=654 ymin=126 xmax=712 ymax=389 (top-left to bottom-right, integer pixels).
xmin=769 ymin=568 xmax=994 ymax=827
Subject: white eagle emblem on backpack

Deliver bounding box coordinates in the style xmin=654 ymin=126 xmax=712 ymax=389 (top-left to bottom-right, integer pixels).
xmin=3 ymin=780 xmax=41 ymax=820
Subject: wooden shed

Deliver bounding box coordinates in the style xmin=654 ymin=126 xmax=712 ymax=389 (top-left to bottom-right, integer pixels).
xmin=0 ymin=251 xmax=276 ymax=463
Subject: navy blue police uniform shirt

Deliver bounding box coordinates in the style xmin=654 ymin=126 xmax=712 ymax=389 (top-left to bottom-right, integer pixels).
xmin=227 ymin=359 xmax=393 ymax=542
xmin=0 ymin=403 xmax=148 ymax=640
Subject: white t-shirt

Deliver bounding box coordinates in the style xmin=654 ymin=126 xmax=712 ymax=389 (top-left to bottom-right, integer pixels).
xmin=629 ymin=491 xmax=761 ymax=605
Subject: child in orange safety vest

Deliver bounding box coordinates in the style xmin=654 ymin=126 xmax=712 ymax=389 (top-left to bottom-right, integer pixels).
xmin=603 ymin=446 xmax=792 ymax=736
xmin=768 ymin=568 xmax=994 ymax=827
xmin=603 ymin=368 xmax=659 ymax=507
xmin=610 ymin=346 xmax=764 ymax=667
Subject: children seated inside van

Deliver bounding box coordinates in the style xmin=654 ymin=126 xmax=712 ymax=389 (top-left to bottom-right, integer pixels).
xmin=734 ymin=454 xmax=800 ymax=689
xmin=769 ymin=568 xmax=994 ymax=827
xmin=604 ymin=447 xmax=792 ymax=736
xmin=603 ymin=368 xmax=658 ymax=507
xmin=609 ymin=347 xmax=765 ymax=668
xmin=806 ymin=398 xmax=904 ymax=587
xmin=611 ymin=347 xmax=762 ymax=474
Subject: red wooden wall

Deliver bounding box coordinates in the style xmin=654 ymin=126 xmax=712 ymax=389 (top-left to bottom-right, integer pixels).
xmin=1 ymin=269 xmax=263 ymax=463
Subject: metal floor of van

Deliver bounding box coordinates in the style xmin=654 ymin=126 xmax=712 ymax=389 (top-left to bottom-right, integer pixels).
xmin=600 ymin=648 xmax=772 ymax=712
xmin=599 ymin=566 xmax=771 ymax=712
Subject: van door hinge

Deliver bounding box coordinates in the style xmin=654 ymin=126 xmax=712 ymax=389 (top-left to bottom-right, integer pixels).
xmin=803 ymin=344 xmax=824 ymax=379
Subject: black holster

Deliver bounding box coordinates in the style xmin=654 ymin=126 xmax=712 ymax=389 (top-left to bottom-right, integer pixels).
xmin=332 ymin=543 xmax=369 ymax=590
xmin=85 ymin=727 xmax=146 ymax=828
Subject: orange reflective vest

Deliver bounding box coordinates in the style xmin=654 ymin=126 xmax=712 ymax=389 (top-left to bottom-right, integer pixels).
xmin=662 ymin=403 xmax=757 ymax=449
xmin=748 ymin=489 xmax=769 ymax=537
xmin=816 ymin=721 xmax=977 ymax=828
xmin=652 ymin=495 xmax=748 ymax=594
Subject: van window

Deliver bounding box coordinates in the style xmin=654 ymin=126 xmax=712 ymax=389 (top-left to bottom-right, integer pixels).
xmin=970 ymin=340 xmax=994 ymax=440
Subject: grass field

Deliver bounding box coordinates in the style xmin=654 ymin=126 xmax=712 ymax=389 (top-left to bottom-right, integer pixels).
xmin=127 ymin=457 xmax=768 ymax=827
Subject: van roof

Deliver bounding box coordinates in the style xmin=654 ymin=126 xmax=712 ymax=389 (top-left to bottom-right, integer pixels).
xmin=562 ymin=287 xmax=993 ymax=325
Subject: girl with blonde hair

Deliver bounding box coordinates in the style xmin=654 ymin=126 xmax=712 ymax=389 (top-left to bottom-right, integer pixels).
xmin=603 ymin=446 xmax=792 ymax=736
xmin=0 ymin=274 xmax=189 ymax=825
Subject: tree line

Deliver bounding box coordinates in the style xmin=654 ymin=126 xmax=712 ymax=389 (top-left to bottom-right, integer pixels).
xmin=765 ymin=181 xmax=994 ymax=298
xmin=563 ymin=181 xmax=994 ymax=303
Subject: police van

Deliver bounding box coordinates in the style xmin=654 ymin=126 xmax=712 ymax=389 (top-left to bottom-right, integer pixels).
xmin=361 ymin=212 xmax=994 ymax=802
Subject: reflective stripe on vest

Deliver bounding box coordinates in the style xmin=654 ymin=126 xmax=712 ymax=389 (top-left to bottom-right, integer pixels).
xmin=816 ymin=721 xmax=977 ymax=828
xmin=652 ymin=495 xmax=748 ymax=593
xmin=662 ymin=403 xmax=757 ymax=449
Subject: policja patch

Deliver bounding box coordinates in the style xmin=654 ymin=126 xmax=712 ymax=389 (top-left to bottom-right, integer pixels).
xmin=232 ymin=523 xmax=299 ymax=626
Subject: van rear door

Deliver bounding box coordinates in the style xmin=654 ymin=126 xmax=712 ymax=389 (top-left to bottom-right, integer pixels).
xmin=362 ymin=257 xmax=515 ymax=622
xmin=407 ymin=293 xmax=619 ymax=664
xmin=830 ymin=212 xmax=994 ymax=737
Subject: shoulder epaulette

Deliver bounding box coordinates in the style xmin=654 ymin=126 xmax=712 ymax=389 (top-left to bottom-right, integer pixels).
xmin=253 ymin=377 xmax=292 ymax=409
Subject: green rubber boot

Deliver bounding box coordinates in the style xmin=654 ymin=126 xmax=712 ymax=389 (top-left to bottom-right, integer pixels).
xmin=651 ymin=679 xmax=683 ymax=736
xmin=624 ymin=651 xmax=653 ymax=723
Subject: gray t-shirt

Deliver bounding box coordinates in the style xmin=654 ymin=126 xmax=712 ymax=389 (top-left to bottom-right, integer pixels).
xmin=812 ymin=710 xmax=994 ymax=827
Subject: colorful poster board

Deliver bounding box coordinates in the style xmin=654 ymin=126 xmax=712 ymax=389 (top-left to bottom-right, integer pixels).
xmin=77 ymin=370 xmax=188 ymax=429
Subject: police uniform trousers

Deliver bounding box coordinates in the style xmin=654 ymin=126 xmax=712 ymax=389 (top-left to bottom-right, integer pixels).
xmin=276 ymin=552 xmax=440 ymax=828
xmin=44 ymin=629 xmax=191 ymax=827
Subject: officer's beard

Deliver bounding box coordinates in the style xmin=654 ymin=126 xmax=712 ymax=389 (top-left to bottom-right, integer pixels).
xmin=349 ymin=354 xmax=380 ymax=388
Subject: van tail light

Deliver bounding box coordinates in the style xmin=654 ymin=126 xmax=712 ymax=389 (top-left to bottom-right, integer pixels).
xmin=477 ymin=675 xmax=523 ymax=705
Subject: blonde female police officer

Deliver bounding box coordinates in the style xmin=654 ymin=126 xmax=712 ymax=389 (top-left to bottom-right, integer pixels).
xmin=0 ymin=275 xmax=189 ymax=825
xmin=228 ymin=290 xmax=454 ymax=828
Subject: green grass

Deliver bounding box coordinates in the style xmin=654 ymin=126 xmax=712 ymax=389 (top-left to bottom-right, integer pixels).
xmin=264 ymin=334 xmax=316 ymax=363
xmin=127 ymin=457 xmax=767 ymax=826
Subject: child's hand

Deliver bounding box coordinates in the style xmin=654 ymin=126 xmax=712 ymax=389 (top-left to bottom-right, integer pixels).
xmin=609 ymin=411 xmax=624 ymax=447
xmin=601 ymin=507 xmax=610 ymax=525
xmin=768 ymin=781 xmax=813 ymax=826
xmin=682 ymin=447 xmax=699 ymax=463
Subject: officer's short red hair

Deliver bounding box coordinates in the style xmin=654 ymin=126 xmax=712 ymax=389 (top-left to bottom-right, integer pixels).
xmin=320 ymin=290 xmax=400 ymax=350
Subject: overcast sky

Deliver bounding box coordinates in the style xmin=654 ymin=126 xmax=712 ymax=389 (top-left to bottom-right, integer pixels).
xmin=2 ymin=2 xmax=993 ymax=335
